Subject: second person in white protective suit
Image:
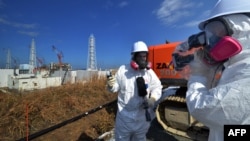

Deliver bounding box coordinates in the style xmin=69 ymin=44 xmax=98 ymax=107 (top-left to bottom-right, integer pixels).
xmin=107 ymin=41 xmax=162 ymax=141
xmin=185 ymin=0 xmax=250 ymax=141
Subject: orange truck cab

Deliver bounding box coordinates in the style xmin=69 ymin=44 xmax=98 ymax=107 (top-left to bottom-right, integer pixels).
xmin=148 ymin=42 xmax=187 ymax=87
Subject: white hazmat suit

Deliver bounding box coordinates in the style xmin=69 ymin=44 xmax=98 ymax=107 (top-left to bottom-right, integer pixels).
xmin=107 ymin=41 xmax=162 ymax=141
xmin=186 ymin=12 xmax=250 ymax=141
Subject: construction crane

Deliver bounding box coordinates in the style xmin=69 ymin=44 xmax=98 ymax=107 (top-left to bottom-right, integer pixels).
xmin=52 ymin=45 xmax=63 ymax=68
xmin=3 ymin=48 xmax=11 ymax=69
xmin=12 ymin=57 xmax=18 ymax=76
xmin=51 ymin=45 xmax=68 ymax=85
xmin=36 ymin=56 xmax=47 ymax=69
xmin=36 ymin=57 xmax=44 ymax=67
xmin=3 ymin=48 xmax=19 ymax=70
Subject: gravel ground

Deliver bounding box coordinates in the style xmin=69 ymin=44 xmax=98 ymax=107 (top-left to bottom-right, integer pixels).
xmin=146 ymin=118 xmax=195 ymax=141
xmin=98 ymin=117 xmax=195 ymax=141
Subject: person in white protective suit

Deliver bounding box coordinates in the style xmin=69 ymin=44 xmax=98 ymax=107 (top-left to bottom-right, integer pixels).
xmin=106 ymin=41 xmax=162 ymax=141
xmin=185 ymin=0 xmax=250 ymax=141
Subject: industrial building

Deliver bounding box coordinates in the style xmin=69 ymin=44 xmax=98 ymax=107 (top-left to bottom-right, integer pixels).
xmin=0 ymin=34 xmax=109 ymax=91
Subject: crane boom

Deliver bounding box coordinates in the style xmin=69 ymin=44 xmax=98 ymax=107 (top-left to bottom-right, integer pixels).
xmin=52 ymin=45 xmax=63 ymax=66
xmin=36 ymin=57 xmax=44 ymax=67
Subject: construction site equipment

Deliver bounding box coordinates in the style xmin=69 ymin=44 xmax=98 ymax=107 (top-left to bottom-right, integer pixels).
xmin=148 ymin=42 xmax=209 ymax=141
xmin=36 ymin=57 xmax=44 ymax=67
xmin=52 ymin=45 xmax=63 ymax=68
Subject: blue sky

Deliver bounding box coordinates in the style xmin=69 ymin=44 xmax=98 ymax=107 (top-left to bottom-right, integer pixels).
xmin=0 ymin=0 xmax=218 ymax=70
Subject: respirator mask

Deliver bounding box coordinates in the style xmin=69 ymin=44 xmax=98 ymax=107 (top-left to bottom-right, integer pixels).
xmin=131 ymin=52 xmax=151 ymax=70
xmin=189 ymin=18 xmax=242 ymax=64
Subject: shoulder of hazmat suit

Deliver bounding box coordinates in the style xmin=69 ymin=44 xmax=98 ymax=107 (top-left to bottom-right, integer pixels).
xmin=186 ymin=1 xmax=250 ymax=141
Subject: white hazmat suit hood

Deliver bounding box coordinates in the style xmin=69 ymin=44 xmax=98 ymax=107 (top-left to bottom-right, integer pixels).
xmin=225 ymin=14 xmax=250 ymax=62
xmin=186 ymin=14 xmax=250 ymax=141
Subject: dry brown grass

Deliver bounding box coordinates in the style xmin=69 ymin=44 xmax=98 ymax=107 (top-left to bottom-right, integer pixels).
xmin=0 ymin=75 xmax=117 ymax=141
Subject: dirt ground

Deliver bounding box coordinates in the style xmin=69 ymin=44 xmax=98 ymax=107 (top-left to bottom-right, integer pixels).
xmin=0 ymin=76 xmax=118 ymax=141
xmin=0 ymin=76 xmax=197 ymax=141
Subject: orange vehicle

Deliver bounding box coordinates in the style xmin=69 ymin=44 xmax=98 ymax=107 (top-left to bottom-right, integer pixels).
xmin=148 ymin=41 xmax=209 ymax=141
xmin=148 ymin=42 xmax=187 ymax=87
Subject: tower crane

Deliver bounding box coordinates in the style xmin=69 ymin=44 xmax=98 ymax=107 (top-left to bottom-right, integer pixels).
xmin=52 ymin=45 xmax=63 ymax=68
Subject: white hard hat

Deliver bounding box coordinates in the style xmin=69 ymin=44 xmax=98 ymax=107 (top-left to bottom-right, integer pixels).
xmin=131 ymin=41 xmax=148 ymax=53
xmin=199 ymin=0 xmax=250 ymax=30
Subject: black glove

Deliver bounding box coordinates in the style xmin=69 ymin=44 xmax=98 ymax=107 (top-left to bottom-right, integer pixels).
xmin=188 ymin=31 xmax=205 ymax=49
xmin=136 ymin=77 xmax=147 ymax=97
xmin=172 ymin=53 xmax=194 ymax=71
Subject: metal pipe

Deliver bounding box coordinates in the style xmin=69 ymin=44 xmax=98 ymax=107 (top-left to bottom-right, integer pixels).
xmin=17 ymin=99 xmax=117 ymax=141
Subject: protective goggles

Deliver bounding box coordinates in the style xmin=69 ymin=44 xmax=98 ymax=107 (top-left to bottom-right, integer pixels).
xmin=204 ymin=20 xmax=229 ymax=51
xmin=204 ymin=19 xmax=242 ymax=62
xmin=188 ymin=19 xmax=241 ymax=62
xmin=188 ymin=19 xmax=230 ymax=51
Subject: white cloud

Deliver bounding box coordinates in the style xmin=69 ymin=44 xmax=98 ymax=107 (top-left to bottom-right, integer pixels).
xmin=0 ymin=18 xmax=37 ymax=29
xmin=17 ymin=30 xmax=39 ymax=37
xmin=103 ymin=0 xmax=114 ymax=10
xmin=118 ymin=1 xmax=128 ymax=8
xmin=155 ymin=0 xmax=204 ymax=26
xmin=0 ymin=18 xmax=39 ymax=37
xmin=0 ymin=0 xmax=6 ymax=9
xmin=104 ymin=0 xmax=128 ymax=10
xmin=184 ymin=20 xmax=200 ymax=27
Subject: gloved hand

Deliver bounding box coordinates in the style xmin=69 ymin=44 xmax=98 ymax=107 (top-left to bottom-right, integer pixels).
xmin=189 ymin=50 xmax=212 ymax=76
xmin=107 ymin=75 xmax=116 ymax=88
xmin=189 ymin=49 xmax=221 ymax=88
xmin=146 ymin=97 xmax=156 ymax=108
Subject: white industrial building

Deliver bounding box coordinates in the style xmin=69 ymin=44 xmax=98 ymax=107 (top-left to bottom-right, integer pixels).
xmin=0 ymin=69 xmax=16 ymax=88
xmin=7 ymin=73 xmax=61 ymax=91
xmin=0 ymin=68 xmax=108 ymax=92
xmin=0 ymin=69 xmax=62 ymax=91
xmin=0 ymin=35 xmax=109 ymax=92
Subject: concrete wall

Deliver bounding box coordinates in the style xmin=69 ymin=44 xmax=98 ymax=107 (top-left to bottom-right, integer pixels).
xmin=51 ymin=70 xmax=108 ymax=83
xmin=1 ymin=69 xmax=109 ymax=91
xmin=8 ymin=74 xmax=61 ymax=91
xmin=0 ymin=69 xmax=19 ymax=87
